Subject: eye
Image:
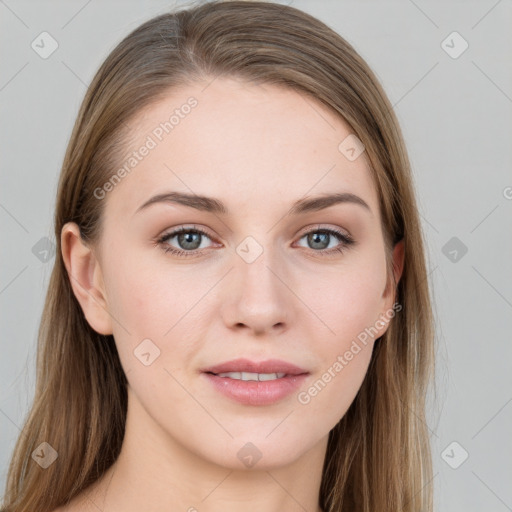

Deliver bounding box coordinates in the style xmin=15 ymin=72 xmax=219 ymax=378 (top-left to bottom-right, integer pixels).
xmin=156 ymin=225 xmax=216 ymax=258
xmin=156 ymin=225 xmax=355 ymax=258
xmin=295 ymin=225 xmax=355 ymax=257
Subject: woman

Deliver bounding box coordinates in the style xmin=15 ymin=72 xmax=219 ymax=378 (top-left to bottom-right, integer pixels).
xmin=1 ymin=1 xmax=435 ymax=511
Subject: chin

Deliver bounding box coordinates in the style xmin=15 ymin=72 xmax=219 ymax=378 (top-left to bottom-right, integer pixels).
xmin=198 ymin=432 xmax=317 ymax=471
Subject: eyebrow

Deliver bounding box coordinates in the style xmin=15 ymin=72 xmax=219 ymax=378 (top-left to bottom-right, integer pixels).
xmin=134 ymin=191 xmax=372 ymax=216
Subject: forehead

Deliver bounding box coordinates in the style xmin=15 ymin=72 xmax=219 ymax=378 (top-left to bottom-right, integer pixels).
xmin=103 ymin=77 xmax=379 ymax=222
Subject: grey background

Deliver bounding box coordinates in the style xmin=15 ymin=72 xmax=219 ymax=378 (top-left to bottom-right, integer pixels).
xmin=1 ymin=1 xmax=511 ymax=510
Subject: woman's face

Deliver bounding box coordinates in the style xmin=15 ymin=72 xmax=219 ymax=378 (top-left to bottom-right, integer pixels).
xmin=78 ymin=77 xmax=401 ymax=470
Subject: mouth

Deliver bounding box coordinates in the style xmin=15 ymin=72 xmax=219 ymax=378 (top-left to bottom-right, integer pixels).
xmin=201 ymin=358 xmax=309 ymax=406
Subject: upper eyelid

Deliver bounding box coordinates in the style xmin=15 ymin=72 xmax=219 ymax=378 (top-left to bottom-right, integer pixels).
xmin=160 ymin=225 xmax=215 ymax=241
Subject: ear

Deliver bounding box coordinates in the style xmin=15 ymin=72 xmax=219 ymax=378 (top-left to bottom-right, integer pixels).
xmin=61 ymin=222 xmax=113 ymax=335
xmin=389 ymin=238 xmax=405 ymax=300
xmin=376 ymin=239 xmax=405 ymax=337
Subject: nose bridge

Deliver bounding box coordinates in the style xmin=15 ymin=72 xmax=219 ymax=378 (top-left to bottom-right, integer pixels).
xmin=236 ymin=233 xmax=284 ymax=297
xmin=225 ymin=232 xmax=291 ymax=331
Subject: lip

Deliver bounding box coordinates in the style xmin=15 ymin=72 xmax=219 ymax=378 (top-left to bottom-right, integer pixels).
xmin=201 ymin=358 xmax=309 ymax=406
xmin=201 ymin=358 xmax=309 ymax=376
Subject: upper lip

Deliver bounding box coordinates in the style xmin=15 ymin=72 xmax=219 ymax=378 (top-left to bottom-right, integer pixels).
xmin=202 ymin=358 xmax=309 ymax=376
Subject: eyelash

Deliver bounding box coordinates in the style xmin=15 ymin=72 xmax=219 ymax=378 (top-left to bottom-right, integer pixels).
xmin=156 ymin=225 xmax=355 ymax=258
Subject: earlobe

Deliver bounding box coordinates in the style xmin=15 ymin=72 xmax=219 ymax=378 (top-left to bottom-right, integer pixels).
xmin=61 ymin=222 xmax=113 ymax=335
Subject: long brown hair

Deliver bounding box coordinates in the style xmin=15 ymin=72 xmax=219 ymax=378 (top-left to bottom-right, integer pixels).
xmin=1 ymin=1 xmax=435 ymax=510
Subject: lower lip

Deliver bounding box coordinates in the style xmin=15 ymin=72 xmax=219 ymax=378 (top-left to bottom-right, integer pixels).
xmin=202 ymin=372 xmax=309 ymax=406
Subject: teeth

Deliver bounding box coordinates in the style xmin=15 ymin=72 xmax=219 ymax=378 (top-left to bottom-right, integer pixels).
xmin=216 ymin=371 xmax=286 ymax=381
xmin=257 ymin=372 xmax=286 ymax=381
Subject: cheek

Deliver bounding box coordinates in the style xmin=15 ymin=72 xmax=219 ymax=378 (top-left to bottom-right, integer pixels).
xmin=103 ymin=249 xmax=215 ymax=376
xmin=312 ymin=253 xmax=388 ymax=345
xmin=293 ymin=254 xmax=385 ymax=425
xmin=104 ymin=248 xmax=190 ymax=335
xmin=297 ymin=339 xmax=373 ymax=436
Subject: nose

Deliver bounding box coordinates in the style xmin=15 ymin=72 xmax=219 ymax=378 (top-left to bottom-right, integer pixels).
xmin=221 ymin=247 xmax=293 ymax=336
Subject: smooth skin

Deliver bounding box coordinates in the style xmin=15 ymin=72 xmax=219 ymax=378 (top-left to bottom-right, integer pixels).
xmin=57 ymin=77 xmax=404 ymax=512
